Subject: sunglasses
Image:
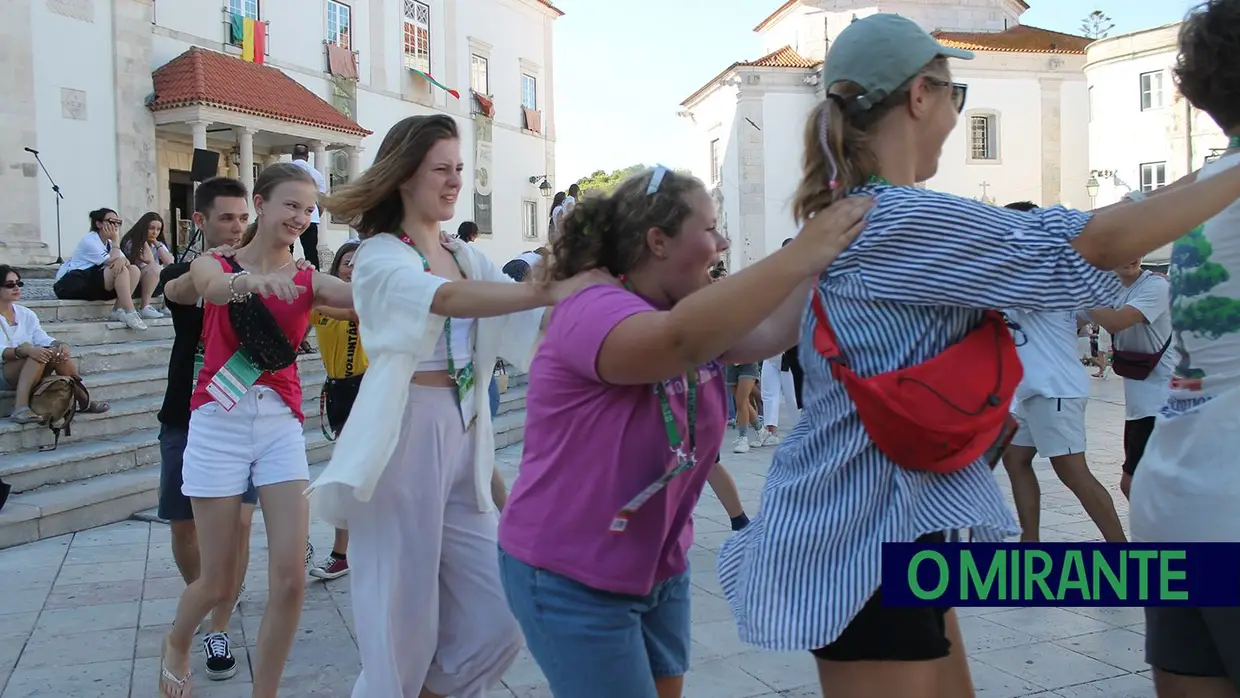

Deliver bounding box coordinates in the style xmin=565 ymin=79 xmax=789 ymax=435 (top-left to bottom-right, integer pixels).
xmin=925 ymin=77 xmax=968 ymax=113
xmin=104 ymin=219 xmax=123 ymax=226
xmin=2 ymin=281 xmax=23 ymax=289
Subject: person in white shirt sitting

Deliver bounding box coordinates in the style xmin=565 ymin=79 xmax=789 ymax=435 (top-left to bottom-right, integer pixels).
xmin=53 ymin=208 xmax=147 ymax=330
xmin=1 ymin=265 xmax=110 ymax=423
xmin=120 ymin=211 xmax=174 ymax=320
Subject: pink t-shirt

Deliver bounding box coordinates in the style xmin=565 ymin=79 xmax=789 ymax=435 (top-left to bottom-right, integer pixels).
xmin=498 ymin=284 xmax=728 ymax=596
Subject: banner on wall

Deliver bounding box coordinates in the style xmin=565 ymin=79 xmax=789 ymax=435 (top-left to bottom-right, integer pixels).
xmin=474 ymin=117 xmax=493 ymax=235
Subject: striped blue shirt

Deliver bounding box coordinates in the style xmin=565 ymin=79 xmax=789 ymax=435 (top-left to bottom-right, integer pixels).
xmin=716 ymin=185 xmax=1123 ymax=651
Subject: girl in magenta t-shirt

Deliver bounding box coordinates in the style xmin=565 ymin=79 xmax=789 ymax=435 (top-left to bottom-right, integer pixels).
xmin=496 ymin=166 xmax=871 ymax=698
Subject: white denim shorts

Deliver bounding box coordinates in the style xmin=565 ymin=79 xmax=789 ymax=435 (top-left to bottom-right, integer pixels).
xmin=1010 ymin=395 xmax=1088 ymax=458
xmin=182 ymin=386 xmax=309 ymax=499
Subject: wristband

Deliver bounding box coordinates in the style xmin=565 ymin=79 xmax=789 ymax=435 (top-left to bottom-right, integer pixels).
xmin=1122 ymin=190 xmax=1147 ymax=203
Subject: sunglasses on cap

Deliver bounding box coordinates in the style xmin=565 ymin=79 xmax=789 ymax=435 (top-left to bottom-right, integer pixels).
xmin=924 ymin=77 xmax=968 ymax=113
xmin=2 ymin=280 xmax=23 ymax=289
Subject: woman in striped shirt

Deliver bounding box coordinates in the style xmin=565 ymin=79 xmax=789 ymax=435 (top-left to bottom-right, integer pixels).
xmin=718 ymin=14 xmax=1240 ymax=698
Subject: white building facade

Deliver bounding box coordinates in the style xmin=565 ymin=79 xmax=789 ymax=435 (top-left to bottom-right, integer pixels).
xmin=1 ymin=0 xmax=561 ymax=266
xmin=1084 ymin=22 xmax=1228 ymax=265
xmin=680 ymin=0 xmax=1092 ymax=269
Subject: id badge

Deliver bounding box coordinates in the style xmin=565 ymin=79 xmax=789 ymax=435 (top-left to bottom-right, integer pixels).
xmin=204 ymin=350 xmax=263 ymax=411
xmin=453 ymin=361 xmax=476 ymax=429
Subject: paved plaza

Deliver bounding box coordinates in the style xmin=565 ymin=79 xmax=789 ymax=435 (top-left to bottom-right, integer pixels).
xmin=0 ymin=378 xmax=1155 ymax=697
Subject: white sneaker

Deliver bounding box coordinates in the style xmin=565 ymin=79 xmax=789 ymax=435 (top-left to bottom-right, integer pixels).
xmin=109 ymin=308 xmax=127 ymax=323
xmin=732 ymin=435 xmax=750 ymax=453
xmin=759 ymin=431 xmax=780 ymax=447
xmin=139 ymin=305 xmax=164 ymax=320
xmin=121 ymin=311 xmax=148 ymax=331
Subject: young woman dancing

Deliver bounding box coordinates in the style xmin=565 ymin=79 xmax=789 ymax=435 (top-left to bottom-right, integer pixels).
xmin=159 ymin=163 xmax=354 ymax=698
xmin=307 ymin=114 xmax=608 ymax=698
xmin=497 ymin=166 xmax=870 ymax=698
xmin=716 ymin=14 xmax=1240 ymax=698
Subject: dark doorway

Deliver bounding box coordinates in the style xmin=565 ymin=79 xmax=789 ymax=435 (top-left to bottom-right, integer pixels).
xmin=168 ymin=169 xmax=193 ymax=259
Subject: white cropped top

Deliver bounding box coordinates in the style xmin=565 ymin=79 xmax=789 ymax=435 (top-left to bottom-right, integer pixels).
xmin=417 ymin=315 xmax=474 ymax=372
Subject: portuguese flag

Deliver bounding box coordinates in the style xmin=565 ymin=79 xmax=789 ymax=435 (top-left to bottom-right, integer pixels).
xmin=408 ymin=67 xmax=460 ymax=99
xmin=230 ymin=14 xmax=266 ymax=65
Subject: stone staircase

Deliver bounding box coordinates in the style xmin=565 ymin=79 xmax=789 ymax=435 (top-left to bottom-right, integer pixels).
xmin=0 ymin=298 xmax=530 ymax=549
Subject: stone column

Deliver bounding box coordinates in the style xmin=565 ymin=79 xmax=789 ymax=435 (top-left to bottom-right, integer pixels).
xmin=237 ymin=127 xmax=255 ymax=210
xmin=312 ymin=142 xmax=329 ymax=181
xmin=113 ymin=0 xmax=158 ymax=222
xmin=347 ymin=147 xmax=363 ymax=181
xmin=0 ymin=0 xmax=50 ymax=263
xmin=1038 ymin=76 xmax=1064 ymax=205
xmin=735 ymin=84 xmax=767 ymax=268
xmin=190 ymin=120 xmax=211 ymax=150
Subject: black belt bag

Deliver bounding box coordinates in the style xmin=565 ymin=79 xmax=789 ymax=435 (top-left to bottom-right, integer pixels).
xmin=320 ymin=374 xmax=364 ymax=440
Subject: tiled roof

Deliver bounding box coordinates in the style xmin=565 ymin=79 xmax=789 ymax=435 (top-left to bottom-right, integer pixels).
xmin=753 ymin=0 xmax=1033 ymax=33
xmin=681 ymin=45 xmax=819 ymax=106
xmin=933 ymin=25 xmax=1091 ymax=54
xmin=745 ymin=45 xmax=821 ymax=69
xmin=149 ymin=47 xmax=371 ymax=136
xmin=536 ymin=0 xmax=565 ymax=16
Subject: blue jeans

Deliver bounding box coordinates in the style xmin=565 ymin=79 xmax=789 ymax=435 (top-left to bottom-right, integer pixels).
xmin=488 ymin=378 xmax=500 ymax=417
xmin=727 ymin=390 xmax=736 ymax=421
xmin=497 ymin=548 xmax=692 ymax=698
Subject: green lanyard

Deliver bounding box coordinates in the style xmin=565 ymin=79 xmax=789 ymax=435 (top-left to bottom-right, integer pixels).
xmin=399 ymin=232 xmax=467 ymax=377
xmin=868 ymin=174 xmax=892 ymax=185
xmin=610 ymin=277 xmax=699 ymax=533
xmin=1230 ymin=135 xmax=1240 ymax=149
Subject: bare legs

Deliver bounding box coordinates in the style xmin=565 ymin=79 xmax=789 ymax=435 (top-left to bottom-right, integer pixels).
xmin=167 ymin=505 xmax=254 ymax=633
xmin=1153 ymin=671 xmax=1239 ymax=698
xmin=163 ymin=482 xmax=307 ymax=698
xmin=1002 ymin=446 xmax=1126 ymax=542
xmin=102 ymin=263 xmax=140 ymax=313
xmin=138 ymin=263 xmax=162 ymax=311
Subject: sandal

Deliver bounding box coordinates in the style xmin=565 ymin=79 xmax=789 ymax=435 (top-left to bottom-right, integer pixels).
xmin=82 ymin=401 xmax=110 ymax=414
xmin=159 ymin=641 xmax=191 ymax=698
xmin=8 ymin=408 xmax=42 ymax=425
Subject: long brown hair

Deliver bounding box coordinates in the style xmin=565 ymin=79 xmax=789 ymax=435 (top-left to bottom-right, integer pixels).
xmin=792 ymin=57 xmax=948 ymax=224
xmin=324 ymin=115 xmax=459 ymax=238
xmin=120 ymin=211 xmax=165 ymax=263
xmin=545 ymin=167 xmax=704 ymax=282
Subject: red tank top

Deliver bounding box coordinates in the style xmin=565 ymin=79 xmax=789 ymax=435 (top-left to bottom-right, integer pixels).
xmin=189 ymin=260 xmax=315 ymax=422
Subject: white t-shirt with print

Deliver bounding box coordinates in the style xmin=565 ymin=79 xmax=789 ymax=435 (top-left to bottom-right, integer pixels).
xmin=1130 ymin=151 xmax=1240 ymax=543
xmin=1007 ymin=309 xmax=1090 ymax=402
xmin=55 ymin=232 xmax=113 ymax=280
xmin=1110 ymin=271 xmax=1177 ymax=420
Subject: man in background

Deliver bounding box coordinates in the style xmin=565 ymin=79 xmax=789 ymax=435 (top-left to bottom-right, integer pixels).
xmin=288 ymin=144 xmax=327 ymax=269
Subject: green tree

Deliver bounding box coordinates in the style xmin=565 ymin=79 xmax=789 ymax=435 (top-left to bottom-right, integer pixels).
xmin=573 ymin=164 xmax=694 ymax=196
xmin=1080 ymin=10 xmax=1114 ymax=40
xmin=1169 ymin=225 xmax=1240 ymax=379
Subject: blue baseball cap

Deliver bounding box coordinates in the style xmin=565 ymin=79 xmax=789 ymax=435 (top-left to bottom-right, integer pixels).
xmin=822 ymin=14 xmax=974 ymax=112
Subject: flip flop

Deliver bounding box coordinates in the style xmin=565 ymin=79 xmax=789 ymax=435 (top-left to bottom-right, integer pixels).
xmin=159 ymin=642 xmax=191 ymax=698
xmin=82 ymin=401 xmax=110 ymax=414
xmin=8 ymin=408 xmax=42 ymax=425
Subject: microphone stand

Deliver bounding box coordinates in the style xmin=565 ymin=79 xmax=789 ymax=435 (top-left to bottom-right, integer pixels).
xmin=27 ymin=149 xmax=65 ymax=264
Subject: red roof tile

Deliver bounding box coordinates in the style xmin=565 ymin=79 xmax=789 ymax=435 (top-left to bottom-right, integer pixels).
xmin=933 ymin=25 xmax=1091 ymax=54
xmin=149 ymin=47 xmax=371 ymax=136
xmin=536 ymin=0 xmax=565 ymax=16
xmin=681 ymin=45 xmax=819 ymax=106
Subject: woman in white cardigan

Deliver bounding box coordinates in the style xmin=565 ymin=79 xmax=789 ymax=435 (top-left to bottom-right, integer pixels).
xmin=309 ymin=115 xmax=608 ymax=698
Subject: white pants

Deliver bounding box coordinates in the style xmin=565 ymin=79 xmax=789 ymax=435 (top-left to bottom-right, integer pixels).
xmin=760 ymin=357 xmax=799 ymax=429
xmin=348 ymin=385 xmax=521 ymax=698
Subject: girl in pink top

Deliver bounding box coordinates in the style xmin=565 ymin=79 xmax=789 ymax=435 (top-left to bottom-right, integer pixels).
xmin=497 ymin=166 xmax=871 ymax=698
xmin=160 ymin=163 xmax=354 ymax=698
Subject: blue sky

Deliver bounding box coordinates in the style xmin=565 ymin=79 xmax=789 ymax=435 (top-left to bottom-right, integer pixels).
xmin=551 ymin=0 xmax=1199 ymax=184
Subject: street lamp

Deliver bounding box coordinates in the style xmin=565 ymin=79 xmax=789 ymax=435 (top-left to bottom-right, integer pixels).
xmin=1085 ymin=175 xmax=1100 ymax=200
xmin=528 ymin=175 xmax=553 ymax=198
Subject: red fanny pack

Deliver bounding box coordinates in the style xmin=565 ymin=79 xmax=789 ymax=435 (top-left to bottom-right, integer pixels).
xmin=811 ymin=294 xmax=1023 ymax=474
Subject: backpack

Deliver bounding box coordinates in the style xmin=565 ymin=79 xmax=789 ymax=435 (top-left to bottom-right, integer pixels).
xmin=810 ymin=292 xmax=1022 ymax=475
xmin=29 ymin=375 xmax=89 ymax=451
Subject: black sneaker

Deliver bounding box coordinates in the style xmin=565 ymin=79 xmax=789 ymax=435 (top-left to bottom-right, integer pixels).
xmin=203 ymin=631 xmax=237 ymax=680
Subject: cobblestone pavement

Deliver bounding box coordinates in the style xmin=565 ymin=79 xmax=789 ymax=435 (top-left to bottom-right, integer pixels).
xmin=0 ymin=378 xmax=1154 ymax=697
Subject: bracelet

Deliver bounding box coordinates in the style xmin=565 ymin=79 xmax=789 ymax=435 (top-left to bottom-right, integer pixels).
xmin=228 ymin=271 xmax=252 ymax=303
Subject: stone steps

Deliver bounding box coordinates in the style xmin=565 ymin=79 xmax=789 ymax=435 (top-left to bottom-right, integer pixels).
xmin=0 ymin=295 xmax=534 ymax=549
